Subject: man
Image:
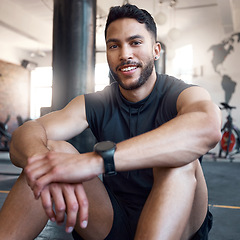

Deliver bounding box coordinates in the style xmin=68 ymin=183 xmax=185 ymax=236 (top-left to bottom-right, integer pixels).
xmin=0 ymin=4 xmax=221 ymax=240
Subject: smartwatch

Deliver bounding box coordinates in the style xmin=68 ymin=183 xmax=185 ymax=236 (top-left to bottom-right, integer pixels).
xmin=94 ymin=141 xmax=117 ymax=176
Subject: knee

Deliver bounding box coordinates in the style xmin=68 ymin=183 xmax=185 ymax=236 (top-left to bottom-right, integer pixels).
xmin=46 ymin=140 xmax=62 ymax=151
xmin=47 ymin=140 xmax=78 ymax=154
xmin=153 ymin=161 xmax=198 ymax=186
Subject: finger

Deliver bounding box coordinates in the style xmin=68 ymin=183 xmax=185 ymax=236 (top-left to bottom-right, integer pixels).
xmin=50 ymin=184 xmax=66 ymax=225
xmin=26 ymin=152 xmax=55 ymax=180
xmin=41 ymin=186 xmax=56 ymax=222
xmin=27 ymin=153 xmax=49 ymax=164
xmin=25 ymin=162 xmax=53 ymax=194
xmin=32 ymin=167 xmax=59 ymax=199
xmin=75 ymin=184 xmax=89 ymax=229
xmin=62 ymin=185 xmax=79 ymax=233
xmin=25 ymin=158 xmax=46 ymax=179
xmin=25 ymin=154 xmax=50 ymax=185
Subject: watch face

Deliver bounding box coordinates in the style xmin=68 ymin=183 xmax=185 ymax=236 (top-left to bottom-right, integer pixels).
xmin=95 ymin=141 xmax=116 ymax=151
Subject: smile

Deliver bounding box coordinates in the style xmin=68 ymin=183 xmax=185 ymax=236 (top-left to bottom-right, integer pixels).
xmin=120 ymin=66 xmax=138 ymax=72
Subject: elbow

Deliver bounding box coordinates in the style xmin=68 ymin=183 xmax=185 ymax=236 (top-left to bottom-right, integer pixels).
xmin=206 ymin=108 xmax=222 ymax=150
xmin=208 ymin=126 xmax=222 ymax=149
xmin=198 ymin=121 xmax=221 ymax=157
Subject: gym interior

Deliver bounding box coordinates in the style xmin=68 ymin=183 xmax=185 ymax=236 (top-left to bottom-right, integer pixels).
xmin=0 ymin=0 xmax=240 ymax=239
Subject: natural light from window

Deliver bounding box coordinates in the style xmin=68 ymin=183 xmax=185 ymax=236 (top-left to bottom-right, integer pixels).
xmin=172 ymin=44 xmax=193 ymax=83
xmin=30 ymin=64 xmax=110 ymax=119
xmin=30 ymin=67 xmax=52 ymax=119
xmin=94 ymin=63 xmax=110 ymax=91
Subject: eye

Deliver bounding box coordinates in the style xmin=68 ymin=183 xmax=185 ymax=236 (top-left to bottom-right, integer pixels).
xmin=131 ymin=40 xmax=142 ymax=46
xmin=108 ymin=44 xmax=118 ymax=49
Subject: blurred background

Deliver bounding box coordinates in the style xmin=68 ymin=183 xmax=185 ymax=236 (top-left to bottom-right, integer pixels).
xmin=0 ymin=1 xmax=240 ymax=239
xmin=0 ymin=0 xmax=239 ymax=133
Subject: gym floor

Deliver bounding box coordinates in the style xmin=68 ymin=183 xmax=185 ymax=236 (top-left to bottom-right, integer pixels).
xmin=0 ymin=151 xmax=240 ymax=240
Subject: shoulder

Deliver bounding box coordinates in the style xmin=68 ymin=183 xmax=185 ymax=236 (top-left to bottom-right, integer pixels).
xmin=177 ymin=86 xmax=212 ymax=113
xmin=154 ymin=74 xmax=193 ymax=113
xmin=84 ymin=82 xmax=120 ymax=120
xmin=156 ymin=74 xmax=192 ymax=94
xmin=84 ymin=82 xmax=119 ymax=104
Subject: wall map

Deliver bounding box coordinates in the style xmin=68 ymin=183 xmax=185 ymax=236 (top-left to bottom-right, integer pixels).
xmin=208 ymin=32 xmax=240 ymax=103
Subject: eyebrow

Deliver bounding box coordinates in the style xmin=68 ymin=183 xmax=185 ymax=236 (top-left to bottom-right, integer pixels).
xmin=106 ymin=34 xmax=145 ymax=44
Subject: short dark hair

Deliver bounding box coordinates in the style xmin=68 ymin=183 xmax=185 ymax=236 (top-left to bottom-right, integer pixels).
xmin=105 ymin=4 xmax=157 ymax=41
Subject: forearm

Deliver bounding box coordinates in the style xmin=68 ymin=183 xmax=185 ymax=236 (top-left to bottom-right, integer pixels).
xmin=114 ymin=103 xmax=221 ymax=170
xmin=10 ymin=120 xmax=49 ymax=168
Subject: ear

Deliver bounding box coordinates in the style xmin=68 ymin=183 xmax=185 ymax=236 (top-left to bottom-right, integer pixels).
xmin=154 ymin=41 xmax=161 ymax=60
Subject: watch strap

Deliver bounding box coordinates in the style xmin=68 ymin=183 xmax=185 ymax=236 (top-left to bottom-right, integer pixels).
xmin=104 ymin=150 xmax=116 ymax=176
xmin=94 ymin=141 xmax=117 ymax=176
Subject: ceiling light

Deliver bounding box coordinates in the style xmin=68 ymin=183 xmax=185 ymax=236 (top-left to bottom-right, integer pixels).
xmin=155 ymin=11 xmax=167 ymax=25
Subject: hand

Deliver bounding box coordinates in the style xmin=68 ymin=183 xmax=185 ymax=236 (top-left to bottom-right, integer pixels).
xmin=40 ymin=182 xmax=88 ymax=233
xmin=25 ymin=151 xmax=103 ymax=198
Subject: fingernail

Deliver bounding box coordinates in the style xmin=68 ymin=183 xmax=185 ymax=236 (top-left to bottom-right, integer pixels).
xmin=35 ymin=192 xmax=40 ymax=200
xmin=81 ymin=220 xmax=88 ymax=228
xmin=66 ymin=226 xmax=74 ymax=233
xmin=50 ymin=218 xmax=55 ymax=222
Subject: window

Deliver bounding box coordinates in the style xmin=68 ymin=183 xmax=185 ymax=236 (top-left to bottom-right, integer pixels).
xmin=30 ymin=67 xmax=52 ymax=119
xmin=172 ymin=44 xmax=193 ymax=83
xmin=30 ymin=64 xmax=110 ymax=119
xmin=94 ymin=63 xmax=110 ymax=91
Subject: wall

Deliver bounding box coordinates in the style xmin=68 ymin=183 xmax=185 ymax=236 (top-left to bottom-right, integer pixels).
xmin=0 ymin=43 xmax=52 ymax=68
xmin=0 ymin=60 xmax=30 ymax=133
xmin=163 ymin=11 xmax=240 ymax=156
xmin=166 ymin=21 xmax=240 ymax=129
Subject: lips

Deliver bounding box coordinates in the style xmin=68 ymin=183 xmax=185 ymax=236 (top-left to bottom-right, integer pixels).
xmin=117 ymin=60 xmax=141 ymax=72
xmin=120 ymin=65 xmax=138 ymax=72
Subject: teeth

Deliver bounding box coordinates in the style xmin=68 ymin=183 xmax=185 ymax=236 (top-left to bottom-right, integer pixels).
xmin=121 ymin=66 xmax=137 ymax=72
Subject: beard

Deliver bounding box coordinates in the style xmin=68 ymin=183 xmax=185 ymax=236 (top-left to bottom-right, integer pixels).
xmin=109 ymin=58 xmax=154 ymax=90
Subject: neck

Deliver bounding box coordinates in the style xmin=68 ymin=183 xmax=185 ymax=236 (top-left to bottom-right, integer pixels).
xmin=119 ymin=71 xmax=157 ymax=103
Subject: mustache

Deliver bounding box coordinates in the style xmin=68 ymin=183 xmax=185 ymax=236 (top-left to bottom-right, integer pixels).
xmin=116 ymin=60 xmax=142 ymax=71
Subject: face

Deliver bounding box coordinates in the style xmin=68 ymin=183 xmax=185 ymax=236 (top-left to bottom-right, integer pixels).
xmin=106 ymin=18 xmax=159 ymax=91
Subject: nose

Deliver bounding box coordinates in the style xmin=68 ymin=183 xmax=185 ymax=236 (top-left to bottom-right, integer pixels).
xmin=119 ymin=44 xmax=133 ymax=61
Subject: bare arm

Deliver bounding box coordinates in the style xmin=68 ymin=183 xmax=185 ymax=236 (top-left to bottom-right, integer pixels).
xmin=25 ymin=86 xmax=222 ymax=197
xmin=114 ymin=86 xmax=222 ymax=170
xmin=10 ymin=95 xmax=88 ymax=168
